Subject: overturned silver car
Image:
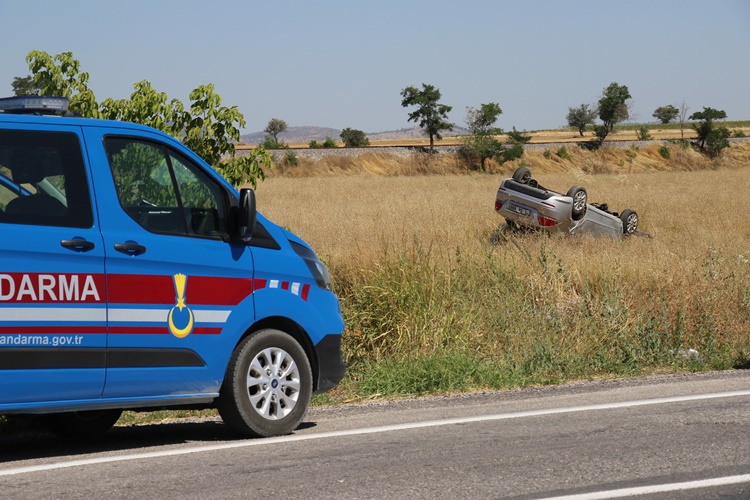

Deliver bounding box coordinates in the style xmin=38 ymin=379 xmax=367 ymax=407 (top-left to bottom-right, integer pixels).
xmin=495 ymin=167 xmax=640 ymax=237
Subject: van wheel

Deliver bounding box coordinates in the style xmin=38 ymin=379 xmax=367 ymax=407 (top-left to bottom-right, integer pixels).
xmin=43 ymin=409 xmax=123 ymax=437
xmin=217 ymin=329 xmax=312 ymax=438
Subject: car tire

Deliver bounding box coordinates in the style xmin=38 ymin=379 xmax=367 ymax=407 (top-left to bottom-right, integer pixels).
xmin=217 ymin=329 xmax=312 ymax=438
xmin=620 ymin=209 xmax=638 ymax=234
xmin=512 ymin=166 xmax=532 ymax=184
xmin=43 ymin=409 xmax=123 ymax=437
xmin=566 ymin=185 xmax=587 ymax=220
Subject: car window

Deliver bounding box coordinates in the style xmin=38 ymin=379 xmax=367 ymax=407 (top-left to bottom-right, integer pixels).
xmin=104 ymin=137 xmax=228 ymax=238
xmin=0 ymin=130 xmax=93 ymax=228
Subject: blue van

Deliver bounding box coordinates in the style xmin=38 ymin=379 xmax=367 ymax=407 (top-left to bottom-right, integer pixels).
xmin=0 ymin=96 xmax=345 ymax=437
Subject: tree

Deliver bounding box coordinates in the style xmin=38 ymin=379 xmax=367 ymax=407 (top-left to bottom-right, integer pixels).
xmin=503 ymin=127 xmax=531 ymax=162
xmin=100 ymin=80 xmax=184 ymax=137
xmin=594 ymin=82 xmax=632 ymax=143
xmin=677 ymin=100 xmax=690 ymax=142
xmin=340 ymin=128 xmax=370 ymax=147
xmin=400 ymin=83 xmax=453 ymax=153
xmin=25 ymin=50 xmax=99 ymax=118
xmin=11 ymin=76 xmax=41 ymax=96
xmin=652 ymin=105 xmax=679 ymax=124
xmin=506 ymin=127 xmax=531 ymax=145
xmin=566 ymin=104 xmax=597 ymax=136
xmin=462 ymin=103 xmax=527 ymax=169
xmin=24 ymin=50 xmax=269 ymax=187
xmin=264 ymin=118 xmax=287 ymax=146
xmin=689 ymin=107 xmax=730 ymax=157
xmin=463 ymin=103 xmax=504 ymax=170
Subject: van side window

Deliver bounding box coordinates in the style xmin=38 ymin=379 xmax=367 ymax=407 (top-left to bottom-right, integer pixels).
xmin=104 ymin=137 xmax=228 ymax=238
xmin=0 ymin=130 xmax=92 ymax=228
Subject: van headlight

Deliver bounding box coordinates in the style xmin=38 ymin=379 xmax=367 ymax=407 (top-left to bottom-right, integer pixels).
xmin=290 ymin=241 xmax=332 ymax=290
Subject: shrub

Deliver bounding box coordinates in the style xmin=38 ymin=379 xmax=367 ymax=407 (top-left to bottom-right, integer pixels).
xmin=322 ymin=136 xmax=338 ymax=148
xmin=625 ymin=147 xmax=638 ymax=163
xmin=262 ymin=136 xmax=287 ymax=149
xmin=309 ymin=140 xmax=322 ymax=149
xmin=340 ymin=128 xmax=370 ymax=147
xmin=543 ymin=149 xmax=552 ymax=159
xmin=500 ymin=143 xmax=524 ymax=163
xmin=457 ymin=144 xmax=480 ymax=170
xmin=284 ymin=151 xmax=298 ymax=167
xmin=733 ymin=129 xmax=747 ymax=138
xmin=556 ymin=146 xmax=569 ymax=160
xmin=659 ymin=144 xmax=671 ymax=159
xmin=636 ymin=126 xmax=653 ymax=141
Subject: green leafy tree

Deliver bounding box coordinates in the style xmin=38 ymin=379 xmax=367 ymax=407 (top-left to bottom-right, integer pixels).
xmin=100 ymin=80 xmax=184 ymax=136
xmin=24 ymin=50 xmax=269 ymax=187
xmin=501 ymin=127 xmax=530 ymax=163
xmin=462 ymin=103 xmax=527 ymax=169
xmin=25 ymin=50 xmax=99 ymax=117
xmin=340 ymin=128 xmax=370 ymax=147
xmin=506 ymin=127 xmax=531 ymax=144
xmin=689 ymin=107 xmax=730 ymax=157
xmin=11 ymin=76 xmax=41 ymax=96
xmin=652 ymin=105 xmax=679 ymax=124
xmin=264 ymin=118 xmax=287 ymax=145
xmin=400 ymin=83 xmax=453 ymax=153
xmin=566 ymin=104 xmax=597 ymax=136
xmin=462 ymin=103 xmax=504 ymax=170
xmin=596 ymin=82 xmax=632 ymax=142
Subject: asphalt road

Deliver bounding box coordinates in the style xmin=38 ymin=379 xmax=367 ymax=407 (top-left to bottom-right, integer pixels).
xmin=2 ymin=371 xmax=750 ymax=499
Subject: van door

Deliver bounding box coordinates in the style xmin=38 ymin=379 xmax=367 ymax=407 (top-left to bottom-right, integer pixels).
xmin=84 ymin=132 xmax=256 ymax=400
xmin=0 ymin=127 xmax=106 ymax=406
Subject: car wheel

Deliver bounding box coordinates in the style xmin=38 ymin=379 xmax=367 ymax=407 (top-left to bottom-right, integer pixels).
xmin=512 ymin=166 xmax=532 ymax=184
xmin=566 ymin=186 xmax=587 ymax=219
xmin=217 ymin=329 xmax=312 ymax=438
xmin=620 ymin=209 xmax=638 ymax=234
xmin=43 ymin=409 xmax=123 ymax=437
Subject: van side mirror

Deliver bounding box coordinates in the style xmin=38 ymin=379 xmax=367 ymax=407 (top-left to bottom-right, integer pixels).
xmin=238 ymin=188 xmax=257 ymax=241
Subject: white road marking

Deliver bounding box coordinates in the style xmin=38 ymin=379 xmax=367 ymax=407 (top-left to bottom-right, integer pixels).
xmin=2 ymin=390 xmax=750 ymax=480
xmin=542 ymin=473 xmax=750 ymax=499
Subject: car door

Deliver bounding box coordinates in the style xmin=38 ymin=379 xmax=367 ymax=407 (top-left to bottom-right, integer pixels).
xmin=0 ymin=126 xmax=106 ymax=406
xmin=82 ymin=130 xmax=256 ymax=400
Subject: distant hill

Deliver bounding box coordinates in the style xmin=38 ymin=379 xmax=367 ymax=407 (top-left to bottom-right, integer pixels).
xmin=240 ymin=125 xmax=470 ymax=145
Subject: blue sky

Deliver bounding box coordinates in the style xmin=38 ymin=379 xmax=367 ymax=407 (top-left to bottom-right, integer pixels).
xmin=1 ymin=0 xmax=748 ymax=134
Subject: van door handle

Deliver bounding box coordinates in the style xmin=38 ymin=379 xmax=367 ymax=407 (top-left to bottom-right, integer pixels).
xmin=114 ymin=242 xmax=147 ymax=255
xmin=61 ymin=239 xmax=95 ymax=252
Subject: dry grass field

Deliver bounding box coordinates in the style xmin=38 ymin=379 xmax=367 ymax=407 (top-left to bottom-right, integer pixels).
xmin=241 ymin=122 xmax=750 ymax=149
xmin=254 ymin=141 xmax=750 ymax=400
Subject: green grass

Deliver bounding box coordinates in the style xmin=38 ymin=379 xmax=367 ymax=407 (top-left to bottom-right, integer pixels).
xmin=332 ymin=235 xmax=750 ymax=401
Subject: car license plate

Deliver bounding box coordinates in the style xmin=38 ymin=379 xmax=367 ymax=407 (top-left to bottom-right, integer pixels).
xmin=508 ymin=203 xmax=531 ymax=217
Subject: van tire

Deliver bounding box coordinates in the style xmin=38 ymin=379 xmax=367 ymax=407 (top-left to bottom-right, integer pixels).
xmin=43 ymin=409 xmax=123 ymax=437
xmin=217 ymin=329 xmax=312 ymax=438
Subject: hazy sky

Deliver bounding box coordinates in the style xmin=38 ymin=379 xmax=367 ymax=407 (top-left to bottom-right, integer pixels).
xmin=2 ymin=0 xmax=748 ymax=134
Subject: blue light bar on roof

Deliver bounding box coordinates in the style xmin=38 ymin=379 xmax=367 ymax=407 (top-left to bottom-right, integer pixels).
xmin=0 ymin=96 xmax=70 ymax=114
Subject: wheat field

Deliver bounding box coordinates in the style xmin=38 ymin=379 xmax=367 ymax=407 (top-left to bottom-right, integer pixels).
xmin=254 ymin=141 xmax=750 ymax=398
